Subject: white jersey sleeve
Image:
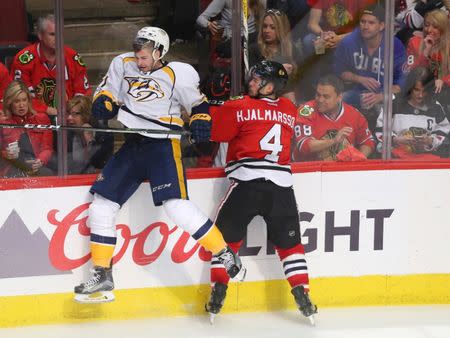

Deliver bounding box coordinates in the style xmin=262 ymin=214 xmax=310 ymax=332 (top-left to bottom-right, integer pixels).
xmin=169 ymin=62 xmax=207 ymax=114
xmin=94 ymin=52 xmax=129 ymax=102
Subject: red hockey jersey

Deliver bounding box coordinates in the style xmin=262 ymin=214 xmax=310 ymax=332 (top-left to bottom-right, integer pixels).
xmin=210 ymin=95 xmax=297 ymax=187
xmin=9 ymin=43 xmax=90 ymax=108
xmin=293 ymin=100 xmax=375 ymax=161
xmin=406 ymin=35 xmax=450 ymax=86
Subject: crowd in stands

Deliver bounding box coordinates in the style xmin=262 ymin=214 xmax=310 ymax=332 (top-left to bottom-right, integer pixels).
xmin=0 ymin=0 xmax=449 ymax=178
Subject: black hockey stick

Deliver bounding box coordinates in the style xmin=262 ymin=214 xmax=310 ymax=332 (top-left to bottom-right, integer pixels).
xmin=0 ymin=123 xmax=191 ymax=136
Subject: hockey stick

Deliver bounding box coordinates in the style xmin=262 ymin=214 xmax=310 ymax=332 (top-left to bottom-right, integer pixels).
xmin=0 ymin=123 xmax=191 ymax=136
xmin=242 ymin=0 xmax=249 ymax=76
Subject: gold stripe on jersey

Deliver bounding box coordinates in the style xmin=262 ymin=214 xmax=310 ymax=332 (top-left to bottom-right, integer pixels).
xmin=123 ymin=57 xmax=136 ymax=63
xmin=170 ymin=139 xmax=187 ymax=199
xmin=94 ymin=89 xmax=117 ymax=102
xmin=162 ymin=66 xmax=176 ymax=85
xmin=159 ymin=116 xmax=184 ymax=127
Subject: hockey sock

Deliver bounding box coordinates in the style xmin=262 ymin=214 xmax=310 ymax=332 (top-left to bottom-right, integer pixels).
xmin=197 ymin=222 xmax=227 ymax=255
xmin=91 ymin=234 xmax=116 ymax=267
xmin=210 ymin=241 xmax=242 ymax=285
xmin=88 ymin=194 xmax=120 ymax=268
xmin=276 ymin=244 xmax=310 ymax=291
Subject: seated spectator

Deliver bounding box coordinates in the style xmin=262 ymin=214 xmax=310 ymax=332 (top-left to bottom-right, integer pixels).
xmin=333 ymin=4 xmax=407 ymax=130
xmin=292 ymin=74 xmax=375 ymax=162
xmin=303 ymin=0 xmax=376 ymax=59
xmin=406 ymin=9 xmax=450 ymax=97
xmin=0 ymin=61 xmax=12 ymax=101
xmin=249 ymin=9 xmax=302 ymax=101
xmin=46 ymin=95 xmax=113 ymax=174
xmin=9 ymin=14 xmax=90 ymax=119
xmin=0 ymin=80 xmax=53 ymax=177
xmin=396 ymin=0 xmax=450 ymax=44
xmin=266 ymin=0 xmax=313 ymax=42
xmin=375 ymin=67 xmax=450 ymax=159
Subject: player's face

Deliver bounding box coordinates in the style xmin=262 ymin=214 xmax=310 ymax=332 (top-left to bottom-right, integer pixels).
xmin=248 ymin=75 xmax=263 ymax=97
xmin=315 ymin=84 xmax=341 ymax=114
xmin=135 ymin=47 xmax=159 ymax=73
xmin=409 ymin=81 xmax=427 ymax=106
xmin=262 ymin=16 xmax=278 ymax=45
xmin=12 ymin=92 xmax=29 ymax=117
xmin=359 ymin=14 xmax=384 ymax=41
xmin=39 ymin=22 xmax=56 ymax=50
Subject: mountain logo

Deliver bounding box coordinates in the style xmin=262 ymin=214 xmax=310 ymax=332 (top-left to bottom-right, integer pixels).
xmin=0 ymin=210 xmax=72 ymax=278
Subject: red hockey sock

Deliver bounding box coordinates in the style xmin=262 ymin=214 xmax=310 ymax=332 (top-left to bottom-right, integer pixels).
xmin=276 ymin=244 xmax=310 ymax=291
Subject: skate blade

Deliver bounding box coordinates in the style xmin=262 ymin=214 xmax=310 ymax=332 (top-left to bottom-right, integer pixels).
xmin=307 ymin=314 xmax=316 ymax=326
xmin=234 ymin=266 xmax=247 ymax=282
xmin=209 ymin=313 xmax=216 ymax=325
xmin=74 ymin=291 xmax=115 ymax=304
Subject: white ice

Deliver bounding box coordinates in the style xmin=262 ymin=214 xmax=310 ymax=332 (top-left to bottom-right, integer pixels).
xmin=1 ymin=305 xmax=450 ymax=338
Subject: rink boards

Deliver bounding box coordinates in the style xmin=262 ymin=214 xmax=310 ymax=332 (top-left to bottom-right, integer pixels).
xmin=0 ymin=161 xmax=449 ymax=327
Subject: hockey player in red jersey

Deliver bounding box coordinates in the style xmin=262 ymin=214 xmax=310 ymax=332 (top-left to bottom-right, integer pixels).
xmin=207 ymin=60 xmax=317 ymax=324
xmin=292 ymin=74 xmax=375 ymax=162
xmin=10 ymin=14 xmax=90 ymax=117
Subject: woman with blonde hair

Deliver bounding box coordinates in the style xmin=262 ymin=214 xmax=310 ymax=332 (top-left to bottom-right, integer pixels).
xmin=249 ymin=9 xmax=302 ymax=101
xmin=406 ymin=9 xmax=450 ymax=94
xmin=0 ymin=80 xmax=53 ymax=177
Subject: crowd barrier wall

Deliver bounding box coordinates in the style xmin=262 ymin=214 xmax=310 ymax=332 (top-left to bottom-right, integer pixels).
xmin=0 ymin=161 xmax=449 ymax=327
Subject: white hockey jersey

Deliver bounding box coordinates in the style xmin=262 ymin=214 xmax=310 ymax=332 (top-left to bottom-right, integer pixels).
xmin=95 ymin=52 xmax=206 ymax=138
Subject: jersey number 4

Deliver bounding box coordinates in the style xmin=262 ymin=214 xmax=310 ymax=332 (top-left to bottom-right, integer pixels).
xmin=260 ymin=124 xmax=283 ymax=162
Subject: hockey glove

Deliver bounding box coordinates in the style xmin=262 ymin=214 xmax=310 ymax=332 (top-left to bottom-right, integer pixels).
xmin=189 ymin=112 xmax=212 ymax=143
xmin=92 ymin=94 xmax=119 ymax=120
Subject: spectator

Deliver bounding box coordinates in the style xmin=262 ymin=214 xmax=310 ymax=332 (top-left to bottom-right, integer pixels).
xmin=9 ymin=14 xmax=90 ymax=119
xmin=292 ymin=74 xmax=375 ymax=162
xmin=406 ymin=10 xmax=450 ymax=96
xmin=47 ymin=95 xmax=112 ymax=174
xmin=266 ymin=0 xmax=313 ymax=42
xmin=303 ymin=0 xmax=376 ymax=59
xmin=196 ymin=0 xmax=265 ymax=43
xmin=249 ymin=9 xmax=302 ymax=101
xmin=375 ymin=67 xmax=450 ymax=159
xmin=333 ymin=4 xmax=407 ymax=130
xmin=396 ymin=0 xmax=450 ymax=43
xmin=0 ymin=61 xmax=12 ymax=101
xmin=0 ymin=80 xmax=53 ymax=177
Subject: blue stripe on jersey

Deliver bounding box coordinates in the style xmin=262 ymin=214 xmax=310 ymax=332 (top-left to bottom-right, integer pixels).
xmin=192 ymin=219 xmax=213 ymax=240
xmin=91 ymin=233 xmax=117 ymax=245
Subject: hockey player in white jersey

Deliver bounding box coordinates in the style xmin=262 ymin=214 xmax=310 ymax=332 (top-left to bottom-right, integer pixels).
xmin=74 ymin=27 xmax=246 ymax=303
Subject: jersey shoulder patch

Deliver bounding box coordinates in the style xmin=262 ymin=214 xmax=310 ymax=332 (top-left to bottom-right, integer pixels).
xmin=298 ymin=104 xmax=314 ymax=117
xmin=73 ymin=53 xmax=86 ymax=67
xmin=18 ymin=50 xmax=34 ymax=65
xmin=229 ymin=95 xmax=244 ymax=101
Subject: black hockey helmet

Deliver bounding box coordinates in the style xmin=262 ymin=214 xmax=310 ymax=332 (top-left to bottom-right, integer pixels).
xmin=248 ymin=60 xmax=289 ymax=94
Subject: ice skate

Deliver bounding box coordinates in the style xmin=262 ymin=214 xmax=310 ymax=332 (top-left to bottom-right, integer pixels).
xmin=291 ymin=285 xmax=318 ymax=325
xmin=215 ymin=246 xmax=247 ymax=281
xmin=74 ymin=265 xmax=115 ymax=303
xmin=205 ymin=282 xmax=228 ymax=324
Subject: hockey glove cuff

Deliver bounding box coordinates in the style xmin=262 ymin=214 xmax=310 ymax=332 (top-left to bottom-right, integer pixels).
xmin=189 ymin=113 xmax=212 ymax=143
xmin=92 ymin=94 xmax=119 ymax=120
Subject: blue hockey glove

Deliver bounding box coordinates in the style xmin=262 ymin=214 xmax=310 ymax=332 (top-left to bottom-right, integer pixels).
xmin=189 ymin=112 xmax=212 ymax=143
xmin=92 ymin=94 xmax=119 ymax=120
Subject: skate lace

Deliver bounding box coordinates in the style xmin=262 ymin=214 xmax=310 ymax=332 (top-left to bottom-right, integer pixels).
xmin=219 ymin=251 xmax=235 ymax=270
xmin=83 ymin=269 xmax=102 ymax=288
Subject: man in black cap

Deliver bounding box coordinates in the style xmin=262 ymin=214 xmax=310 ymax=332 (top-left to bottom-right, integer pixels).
xmin=333 ymin=4 xmax=407 ymax=130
